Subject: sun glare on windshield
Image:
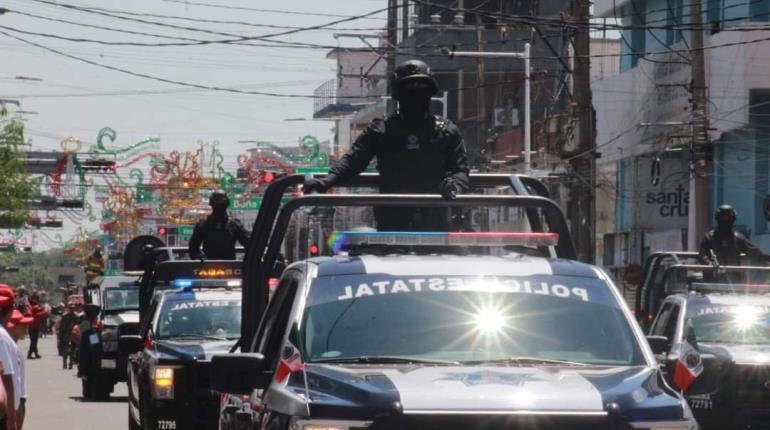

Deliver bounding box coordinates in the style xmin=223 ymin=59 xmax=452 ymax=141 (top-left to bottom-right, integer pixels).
xmin=473 ymin=305 xmax=507 ymax=334
xmin=734 ymin=306 xmax=762 ymax=330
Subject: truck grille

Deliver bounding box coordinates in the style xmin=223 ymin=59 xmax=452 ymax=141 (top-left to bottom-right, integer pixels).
xmin=735 ymin=365 xmax=770 ymax=410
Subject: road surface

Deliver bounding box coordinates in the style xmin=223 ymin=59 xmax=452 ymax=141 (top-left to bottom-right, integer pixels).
xmin=21 ymin=335 xmax=128 ymax=430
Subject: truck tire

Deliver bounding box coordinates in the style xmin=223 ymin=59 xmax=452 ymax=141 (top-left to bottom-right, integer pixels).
xmin=129 ymin=403 xmax=141 ymax=430
xmin=93 ymin=379 xmax=111 ymax=401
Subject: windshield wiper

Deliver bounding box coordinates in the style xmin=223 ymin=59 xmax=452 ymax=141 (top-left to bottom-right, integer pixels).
xmin=462 ymin=356 xmax=589 ymax=366
xmin=312 ymin=355 xmax=459 ymax=365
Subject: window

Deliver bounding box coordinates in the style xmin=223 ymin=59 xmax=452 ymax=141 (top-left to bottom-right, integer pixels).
xmin=751 ymin=0 xmax=770 ymax=22
xmin=630 ymin=1 xmax=647 ymax=67
xmin=252 ymin=272 xmax=299 ymax=370
xmin=302 ymin=275 xmax=645 ymax=366
xmin=651 ymin=302 xmax=680 ymax=342
xmin=666 ymin=0 xmax=685 ymax=45
xmin=707 ymin=0 xmax=722 ymax=33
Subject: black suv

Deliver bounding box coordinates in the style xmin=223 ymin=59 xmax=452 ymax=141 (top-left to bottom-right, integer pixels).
xmin=81 ymin=274 xmax=141 ymax=400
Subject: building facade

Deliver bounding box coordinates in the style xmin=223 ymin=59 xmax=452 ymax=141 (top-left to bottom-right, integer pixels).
xmin=593 ymin=0 xmax=770 ymax=270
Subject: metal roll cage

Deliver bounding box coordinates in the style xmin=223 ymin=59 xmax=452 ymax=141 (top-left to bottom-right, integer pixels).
xmin=240 ymin=172 xmax=572 ymax=344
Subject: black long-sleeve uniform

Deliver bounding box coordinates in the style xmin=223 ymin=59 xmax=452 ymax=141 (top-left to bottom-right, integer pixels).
xmin=698 ymin=229 xmax=770 ymax=266
xmin=326 ymin=114 xmax=470 ymax=231
xmin=188 ymin=215 xmax=250 ymax=260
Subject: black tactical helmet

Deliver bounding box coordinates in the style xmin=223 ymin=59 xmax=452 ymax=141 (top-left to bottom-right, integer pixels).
xmin=209 ymin=190 xmax=230 ymax=208
xmin=391 ymin=59 xmax=439 ymax=99
xmin=715 ymin=204 xmax=736 ymax=222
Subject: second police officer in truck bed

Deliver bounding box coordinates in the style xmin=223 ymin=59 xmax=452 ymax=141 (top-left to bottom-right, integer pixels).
xmin=303 ymin=59 xmax=470 ymax=231
xmin=188 ymin=191 xmax=250 ymax=260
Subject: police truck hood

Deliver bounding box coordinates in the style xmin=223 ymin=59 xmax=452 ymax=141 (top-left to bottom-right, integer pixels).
xmin=101 ymin=310 xmax=139 ymax=327
xmin=154 ymin=339 xmax=235 ymax=361
xmin=296 ymin=364 xmax=685 ymax=419
xmin=702 ymin=342 xmax=770 ymax=365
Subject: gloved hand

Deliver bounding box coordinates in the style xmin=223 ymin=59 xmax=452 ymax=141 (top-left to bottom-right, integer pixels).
xmin=439 ymin=177 xmax=461 ymax=200
xmin=303 ymin=178 xmax=331 ymax=194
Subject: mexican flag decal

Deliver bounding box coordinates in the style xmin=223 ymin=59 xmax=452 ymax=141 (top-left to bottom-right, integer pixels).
xmin=673 ymin=341 xmax=703 ymax=392
xmin=275 ymin=324 xmax=304 ymax=384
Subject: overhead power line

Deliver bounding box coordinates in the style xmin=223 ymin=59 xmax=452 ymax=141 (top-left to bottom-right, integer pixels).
xmin=25 ymin=0 xmax=391 ymax=42
xmin=157 ymin=0 xmax=387 ymax=20
xmin=76 ymin=5 xmax=387 ymax=32
xmin=0 ymin=30 xmax=372 ymax=99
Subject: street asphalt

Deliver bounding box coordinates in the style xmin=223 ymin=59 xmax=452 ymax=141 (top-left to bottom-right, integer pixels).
xmin=20 ymin=335 xmax=128 ymax=430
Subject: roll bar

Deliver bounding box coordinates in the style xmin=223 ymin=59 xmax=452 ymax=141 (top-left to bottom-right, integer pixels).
xmin=241 ymin=192 xmax=574 ymax=345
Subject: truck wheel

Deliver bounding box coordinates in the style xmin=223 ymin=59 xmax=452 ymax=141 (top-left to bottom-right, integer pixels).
xmin=93 ymin=380 xmax=111 ymax=401
xmin=128 ymin=403 xmax=141 ymax=430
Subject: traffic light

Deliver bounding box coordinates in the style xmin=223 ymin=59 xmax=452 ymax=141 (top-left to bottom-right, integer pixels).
xmin=157 ymin=226 xmax=167 ymax=236
xmin=309 ymin=243 xmax=320 ymax=256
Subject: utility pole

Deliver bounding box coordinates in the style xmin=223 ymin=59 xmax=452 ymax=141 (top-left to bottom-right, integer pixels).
xmin=476 ymin=15 xmax=486 ymax=157
xmin=688 ymin=0 xmax=711 ymax=251
xmin=569 ymin=0 xmax=596 ymax=263
xmin=386 ymin=0 xmax=398 ymax=114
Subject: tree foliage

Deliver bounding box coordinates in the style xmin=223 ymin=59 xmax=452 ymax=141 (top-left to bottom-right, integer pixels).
xmin=0 ymin=248 xmax=77 ymax=290
xmin=0 ymin=107 xmax=34 ymax=228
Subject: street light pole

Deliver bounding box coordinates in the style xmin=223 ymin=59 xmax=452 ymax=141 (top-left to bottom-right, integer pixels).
xmin=447 ymin=43 xmax=532 ymax=173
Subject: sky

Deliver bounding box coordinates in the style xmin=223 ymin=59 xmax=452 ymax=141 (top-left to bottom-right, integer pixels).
xmin=0 ymin=0 xmax=387 ymax=247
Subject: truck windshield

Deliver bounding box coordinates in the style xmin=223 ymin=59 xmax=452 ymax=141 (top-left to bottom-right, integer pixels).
xmin=688 ymin=303 xmax=770 ymax=344
xmin=156 ymin=294 xmax=241 ymax=340
xmin=301 ymin=275 xmax=645 ymax=366
xmin=104 ymin=286 xmax=139 ymax=311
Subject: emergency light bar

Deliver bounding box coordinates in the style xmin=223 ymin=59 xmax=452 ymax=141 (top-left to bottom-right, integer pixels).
xmin=173 ymin=279 xmax=241 ymax=290
xmin=690 ymin=282 xmax=770 ymax=294
xmin=329 ymin=231 xmax=559 ymax=252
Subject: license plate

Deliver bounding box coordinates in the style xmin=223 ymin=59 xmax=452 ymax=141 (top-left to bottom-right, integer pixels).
xmin=157 ymin=420 xmax=177 ymax=430
xmin=101 ymin=359 xmax=117 ymax=369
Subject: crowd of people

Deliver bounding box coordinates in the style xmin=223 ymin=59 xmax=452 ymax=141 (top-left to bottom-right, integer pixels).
xmin=0 ymin=284 xmax=52 ymax=430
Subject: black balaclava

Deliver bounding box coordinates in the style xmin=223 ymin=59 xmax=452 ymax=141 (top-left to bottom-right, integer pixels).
xmin=396 ymin=83 xmax=433 ymax=125
xmin=715 ymin=205 xmax=736 ymax=233
xmin=209 ymin=191 xmax=229 ymax=220
xmin=211 ymin=202 xmax=228 ymax=220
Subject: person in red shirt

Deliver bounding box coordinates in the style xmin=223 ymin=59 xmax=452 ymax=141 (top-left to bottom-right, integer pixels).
xmin=25 ymin=293 xmax=49 ymax=360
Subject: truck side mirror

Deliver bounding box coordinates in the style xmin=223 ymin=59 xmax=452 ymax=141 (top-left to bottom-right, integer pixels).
xmin=210 ymin=353 xmax=270 ymax=394
xmin=646 ymin=335 xmax=670 ymax=355
xmin=119 ymin=334 xmax=144 ymax=355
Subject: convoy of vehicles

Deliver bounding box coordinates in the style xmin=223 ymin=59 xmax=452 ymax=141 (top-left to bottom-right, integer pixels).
xmin=83 ymin=173 xmax=770 ymax=429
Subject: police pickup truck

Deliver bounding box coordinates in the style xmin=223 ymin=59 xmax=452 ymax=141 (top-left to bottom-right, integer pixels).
xmin=121 ymin=260 xmax=242 ymax=430
xmin=649 ymin=277 xmax=770 ymax=429
xmin=81 ymin=274 xmax=141 ymax=400
xmin=211 ymin=185 xmax=695 ymax=430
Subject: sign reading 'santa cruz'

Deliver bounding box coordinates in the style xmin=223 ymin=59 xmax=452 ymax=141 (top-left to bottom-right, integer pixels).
xmin=309 ymin=275 xmax=616 ymax=307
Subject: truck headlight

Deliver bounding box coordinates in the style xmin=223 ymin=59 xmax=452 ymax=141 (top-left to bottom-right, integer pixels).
xmin=152 ymin=366 xmax=175 ymax=399
xmin=101 ymin=327 xmax=118 ymax=352
xmin=291 ymin=419 xmax=371 ymax=430
xmin=629 ymin=420 xmax=698 ymax=430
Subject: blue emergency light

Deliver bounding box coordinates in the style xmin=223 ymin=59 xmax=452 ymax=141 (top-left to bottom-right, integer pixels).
xmin=174 ymin=279 xmax=193 ymax=288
